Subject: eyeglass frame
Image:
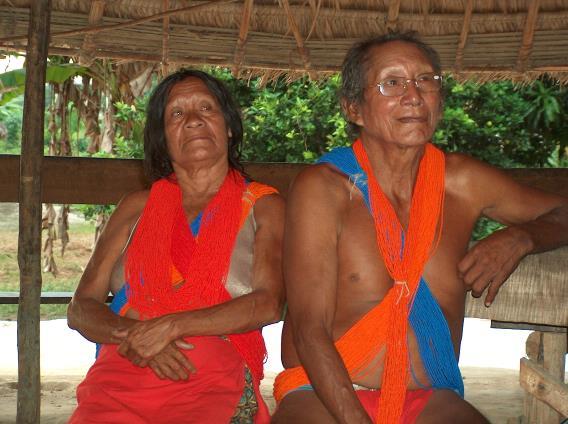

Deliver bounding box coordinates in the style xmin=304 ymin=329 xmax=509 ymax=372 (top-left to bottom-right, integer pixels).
xmin=372 ymin=74 xmax=443 ymax=97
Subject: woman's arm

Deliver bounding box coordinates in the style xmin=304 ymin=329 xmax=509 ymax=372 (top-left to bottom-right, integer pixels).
xmin=67 ymin=191 xmax=148 ymax=342
xmin=116 ymin=193 xmax=286 ymax=361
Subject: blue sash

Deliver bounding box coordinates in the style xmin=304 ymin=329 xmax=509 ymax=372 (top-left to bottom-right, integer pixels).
xmin=317 ymin=146 xmax=464 ymax=396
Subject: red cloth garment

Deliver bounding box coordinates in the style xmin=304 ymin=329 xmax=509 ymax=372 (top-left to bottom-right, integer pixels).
xmin=125 ymin=170 xmax=266 ymax=384
xmin=356 ymin=389 xmax=433 ymax=424
xmin=69 ymin=339 xmax=253 ymax=423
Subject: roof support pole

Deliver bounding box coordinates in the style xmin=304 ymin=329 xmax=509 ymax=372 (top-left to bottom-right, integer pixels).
xmin=386 ymin=0 xmax=401 ymax=32
xmin=454 ymin=0 xmax=473 ymax=73
xmin=79 ymin=0 xmax=105 ymax=66
xmin=232 ymin=0 xmax=254 ymax=77
xmin=517 ymin=0 xmax=540 ymax=72
xmin=281 ymin=0 xmax=314 ymax=76
xmin=162 ymin=0 xmax=170 ymax=76
xmin=17 ymin=1 xmax=51 ymax=423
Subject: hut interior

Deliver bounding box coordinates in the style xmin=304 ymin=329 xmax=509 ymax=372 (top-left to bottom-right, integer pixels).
xmin=0 ymin=1 xmax=566 ymax=423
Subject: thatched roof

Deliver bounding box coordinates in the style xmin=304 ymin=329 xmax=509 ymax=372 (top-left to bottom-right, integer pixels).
xmin=1 ymin=0 xmax=568 ymax=82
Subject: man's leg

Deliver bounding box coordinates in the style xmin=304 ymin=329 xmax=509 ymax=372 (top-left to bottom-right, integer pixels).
xmin=271 ymin=390 xmax=337 ymax=423
xmin=416 ymin=390 xmax=490 ymax=424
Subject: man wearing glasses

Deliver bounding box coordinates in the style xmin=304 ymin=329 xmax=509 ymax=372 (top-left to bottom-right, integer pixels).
xmin=272 ymin=32 xmax=568 ymax=423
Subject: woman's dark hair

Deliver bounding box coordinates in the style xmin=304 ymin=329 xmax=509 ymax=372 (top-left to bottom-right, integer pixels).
xmin=143 ymin=69 xmax=245 ymax=182
xmin=341 ymin=31 xmax=443 ymax=136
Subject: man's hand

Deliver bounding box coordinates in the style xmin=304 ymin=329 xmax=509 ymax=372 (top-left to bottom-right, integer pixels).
xmin=458 ymin=226 xmax=532 ymax=306
xmin=114 ymin=314 xmax=180 ymax=364
xmin=147 ymin=340 xmax=196 ymax=380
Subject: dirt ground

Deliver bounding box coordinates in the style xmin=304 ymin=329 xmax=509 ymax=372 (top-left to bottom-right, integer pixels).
xmin=0 ymin=367 xmax=527 ymax=424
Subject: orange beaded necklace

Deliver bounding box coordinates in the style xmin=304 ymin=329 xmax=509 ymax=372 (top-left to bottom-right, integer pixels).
xmin=352 ymin=139 xmax=445 ymax=422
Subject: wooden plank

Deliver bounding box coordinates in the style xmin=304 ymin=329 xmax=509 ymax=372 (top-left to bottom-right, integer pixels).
xmin=520 ymin=357 xmax=568 ymax=418
xmin=0 ymin=155 xmax=566 ymax=204
xmin=0 ymin=155 xmax=147 ymax=205
xmin=465 ymin=247 xmax=568 ymax=327
xmin=16 ymin=1 xmax=50 ymax=423
xmin=491 ymin=321 xmax=567 ymax=333
xmin=0 ymin=292 xmax=113 ymax=304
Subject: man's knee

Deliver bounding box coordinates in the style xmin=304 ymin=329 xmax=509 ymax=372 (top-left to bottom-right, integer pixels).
xmin=416 ymin=390 xmax=489 ymax=424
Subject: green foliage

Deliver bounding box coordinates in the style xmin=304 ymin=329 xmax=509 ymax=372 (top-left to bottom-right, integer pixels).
xmin=0 ymin=63 xmax=87 ymax=105
xmin=434 ymin=78 xmax=561 ymax=168
xmin=0 ymin=94 xmax=23 ymax=153
xmin=75 ymin=204 xmax=115 ymax=222
xmin=113 ymin=97 xmax=147 ymax=159
xmin=240 ymin=75 xmax=347 ymax=162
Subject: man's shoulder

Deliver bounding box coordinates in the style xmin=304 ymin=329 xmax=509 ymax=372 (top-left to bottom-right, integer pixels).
xmin=294 ymin=162 xmax=352 ymax=189
xmin=289 ymin=163 xmax=354 ymax=207
xmin=444 ymin=151 xmax=503 ymax=187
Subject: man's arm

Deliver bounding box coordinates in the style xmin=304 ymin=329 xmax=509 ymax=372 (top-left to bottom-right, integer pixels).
xmin=283 ymin=166 xmax=372 ymax=424
xmin=453 ymin=155 xmax=568 ymax=305
xmin=115 ymin=193 xmax=286 ymax=361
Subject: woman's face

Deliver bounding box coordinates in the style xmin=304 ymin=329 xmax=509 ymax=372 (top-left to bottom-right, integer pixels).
xmin=163 ymin=77 xmax=231 ymax=169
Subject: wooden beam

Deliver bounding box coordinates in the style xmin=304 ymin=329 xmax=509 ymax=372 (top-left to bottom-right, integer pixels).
xmin=17 ymin=1 xmax=50 ymax=423
xmin=280 ymin=0 xmax=313 ymax=77
xmin=1 ymin=156 xmax=567 ymax=205
xmin=386 ymin=0 xmax=401 ymax=32
xmin=0 ymin=155 xmax=148 ymax=205
xmin=517 ymin=0 xmax=540 ymax=72
xmin=2 ymin=43 xmax=568 ymax=76
xmin=520 ymin=357 xmax=568 ymax=417
xmin=232 ymin=0 xmax=254 ymax=76
xmin=0 ymin=0 xmax=238 ymax=44
xmin=0 ymin=291 xmax=113 ymax=305
xmin=79 ymin=0 xmax=105 ymax=66
xmin=491 ymin=321 xmax=567 ymax=333
xmin=454 ymin=0 xmax=473 ymax=72
xmin=161 ymin=0 xmax=170 ymax=76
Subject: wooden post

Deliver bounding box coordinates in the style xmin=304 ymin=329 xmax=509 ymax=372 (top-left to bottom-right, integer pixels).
xmin=523 ymin=331 xmax=567 ymax=423
xmin=520 ymin=358 xmax=568 ymax=417
xmin=17 ymin=1 xmax=51 ymax=423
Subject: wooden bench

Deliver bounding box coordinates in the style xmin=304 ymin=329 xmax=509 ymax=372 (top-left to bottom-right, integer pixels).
xmin=0 ymin=292 xmax=112 ymax=304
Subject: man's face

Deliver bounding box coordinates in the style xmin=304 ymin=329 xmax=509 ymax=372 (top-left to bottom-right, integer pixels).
xmin=346 ymin=41 xmax=442 ymax=148
xmin=163 ymin=77 xmax=230 ymax=169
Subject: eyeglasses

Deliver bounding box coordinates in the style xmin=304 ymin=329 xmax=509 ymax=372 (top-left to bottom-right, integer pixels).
xmin=374 ymin=74 xmax=442 ymax=97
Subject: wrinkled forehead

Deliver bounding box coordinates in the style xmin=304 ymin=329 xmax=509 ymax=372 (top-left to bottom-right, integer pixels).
xmin=167 ymin=76 xmax=216 ymax=101
xmin=364 ymin=41 xmax=437 ymax=83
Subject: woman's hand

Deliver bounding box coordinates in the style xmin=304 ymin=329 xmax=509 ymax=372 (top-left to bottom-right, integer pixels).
xmin=114 ymin=314 xmax=181 ymax=364
xmin=147 ymin=340 xmax=196 ymax=380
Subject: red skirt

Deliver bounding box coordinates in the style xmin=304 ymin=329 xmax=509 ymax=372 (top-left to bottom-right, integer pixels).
xmin=69 ymin=336 xmax=269 ymax=423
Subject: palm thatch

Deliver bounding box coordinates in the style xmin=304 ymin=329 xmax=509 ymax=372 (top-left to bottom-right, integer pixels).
xmin=0 ymin=0 xmax=567 ymax=82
